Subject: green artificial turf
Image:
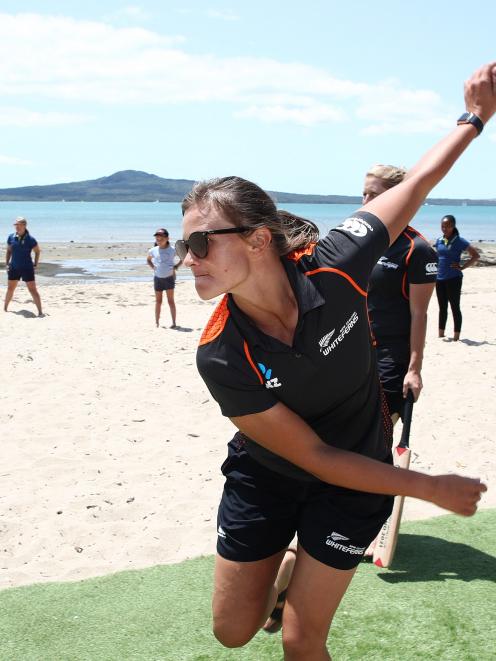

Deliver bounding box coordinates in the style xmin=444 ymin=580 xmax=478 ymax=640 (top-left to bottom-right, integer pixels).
xmin=1 ymin=510 xmax=495 ymax=661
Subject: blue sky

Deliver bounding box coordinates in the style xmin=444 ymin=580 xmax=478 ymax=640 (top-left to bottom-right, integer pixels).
xmin=0 ymin=1 xmax=495 ymax=197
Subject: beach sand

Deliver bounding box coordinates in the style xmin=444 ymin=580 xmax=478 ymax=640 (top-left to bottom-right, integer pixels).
xmin=1 ymin=250 xmax=495 ymax=589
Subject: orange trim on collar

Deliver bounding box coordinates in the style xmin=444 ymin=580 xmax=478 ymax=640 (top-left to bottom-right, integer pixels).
xmin=199 ymin=295 xmax=230 ymax=346
xmin=286 ymin=243 xmax=317 ymax=262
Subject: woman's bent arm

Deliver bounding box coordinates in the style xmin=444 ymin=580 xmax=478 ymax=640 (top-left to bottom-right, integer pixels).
xmin=231 ymin=402 xmax=486 ymax=516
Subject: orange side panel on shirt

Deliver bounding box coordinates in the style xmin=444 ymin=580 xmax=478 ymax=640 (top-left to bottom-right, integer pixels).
xmin=199 ymin=295 xmax=230 ymax=346
xmin=243 ymin=341 xmax=264 ymax=384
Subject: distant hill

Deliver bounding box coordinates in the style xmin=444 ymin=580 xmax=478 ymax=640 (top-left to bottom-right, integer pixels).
xmin=0 ymin=170 xmax=494 ymax=205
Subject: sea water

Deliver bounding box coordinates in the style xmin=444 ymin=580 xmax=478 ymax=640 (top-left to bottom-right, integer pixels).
xmin=1 ymin=201 xmax=494 ymax=281
xmin=0 ymin=201 xmax=495 ymax=243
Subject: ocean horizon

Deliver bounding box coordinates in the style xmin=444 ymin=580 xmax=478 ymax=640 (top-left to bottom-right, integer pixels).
xmin=1 ymin=201 xmax=495 ymax=243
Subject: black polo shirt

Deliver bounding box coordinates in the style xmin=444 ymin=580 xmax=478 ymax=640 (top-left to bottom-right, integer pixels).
xmin=368 ymin=226 xmax=438 ymax=344
xmin=197 ymin=211 xmax=393 ymax=480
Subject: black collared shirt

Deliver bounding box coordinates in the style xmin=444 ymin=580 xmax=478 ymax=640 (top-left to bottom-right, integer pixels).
xmin=368 ymin=226 xmax=438 ymax=344
xmin=197 ymin=211 xmax=392 ymax=480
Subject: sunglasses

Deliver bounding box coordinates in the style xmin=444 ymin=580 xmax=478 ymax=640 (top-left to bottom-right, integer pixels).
xmin=175 ymin=227 xmax=250 ymax=260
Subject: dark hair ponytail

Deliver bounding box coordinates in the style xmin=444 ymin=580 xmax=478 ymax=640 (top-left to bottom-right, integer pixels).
xmin=182 ymin=176 xmax=319 ymax=255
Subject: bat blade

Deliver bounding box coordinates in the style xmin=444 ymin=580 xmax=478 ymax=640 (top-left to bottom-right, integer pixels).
xmin=373 ymin=446 xmax=411 ymax=568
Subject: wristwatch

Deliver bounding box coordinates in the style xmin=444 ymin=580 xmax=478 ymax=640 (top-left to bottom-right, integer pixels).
xmin=457 ymin=112 xmax=484 ymax=136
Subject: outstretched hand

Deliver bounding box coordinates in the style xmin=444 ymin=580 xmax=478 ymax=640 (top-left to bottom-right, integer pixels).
xmin=430 ymin=474 xmax=487 ymax=516
xmin=464 ymin=61 xmax=496 ymax=125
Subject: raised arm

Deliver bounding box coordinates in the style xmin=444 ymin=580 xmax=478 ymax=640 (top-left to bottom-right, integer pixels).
xmin=361 ymin=62 xmax=496 ymax=245
xmin=231 ymin=403 xmax=486 ymax=516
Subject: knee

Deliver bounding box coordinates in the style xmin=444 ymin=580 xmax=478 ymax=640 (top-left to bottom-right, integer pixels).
xmin=212 ymin=619 xmax=257 ymax=649
xmin=282 ymin=627 xmax=328 ymax=660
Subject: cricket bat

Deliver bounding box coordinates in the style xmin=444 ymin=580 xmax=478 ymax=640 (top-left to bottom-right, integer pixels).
xmin=372 ymin=390 xmax=415 ymax=568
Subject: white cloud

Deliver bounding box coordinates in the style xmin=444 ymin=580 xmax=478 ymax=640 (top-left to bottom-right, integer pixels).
xmin=0 ymin=106 xmax=92 ymax=127
xmin=206 ymin=9 xmax=240 ymax=21
xmin=236 ymin=102 xmax=345 ymax=126
xmin=0 ymin=12 xmax=455 ymax=132
xmin=0 ymin=154 xmax=33 ymax=165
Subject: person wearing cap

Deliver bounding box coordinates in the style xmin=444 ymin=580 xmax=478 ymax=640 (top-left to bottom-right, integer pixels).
xmin=4 ymin=216 xmax=43 ymax=316
xmin=146 ymin=228 xmax=181 ymax=328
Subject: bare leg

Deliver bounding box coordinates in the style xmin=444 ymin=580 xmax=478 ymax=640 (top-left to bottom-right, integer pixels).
xmin=26 ymin=281 xmax=42 ymax=315
xmin=4 ymin=279 xmax=19 ymax=311
xmin=166 ymin=288 xmax=177 ymax=327
xmin=154 ymin=290 xmax=163 ymax=327
xmin=212 ymin=549 xmax=287 ymax=648
xmin=282 ymin=546 xmax=357 ymax=661
xmin=453 ymin=331 xmax=460 ymax=341
xmin=263 ymin=546 xmax=297 ymax=632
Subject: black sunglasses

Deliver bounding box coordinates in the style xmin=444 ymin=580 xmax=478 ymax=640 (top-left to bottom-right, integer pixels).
xmin=175 ymin=227 xmax=250 ymax=260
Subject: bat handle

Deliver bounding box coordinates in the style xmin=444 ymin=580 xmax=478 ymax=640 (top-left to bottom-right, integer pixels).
xmin=399 ymin=389 xmax=414 ymax=448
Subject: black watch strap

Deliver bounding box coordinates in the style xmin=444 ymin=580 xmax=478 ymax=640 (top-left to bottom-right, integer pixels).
xmin=457 ymin=112 xmax=484 ymax=136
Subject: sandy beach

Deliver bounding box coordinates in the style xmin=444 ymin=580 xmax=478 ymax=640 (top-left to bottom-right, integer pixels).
xmin=1 ymin=247 xmax=495 ymax=590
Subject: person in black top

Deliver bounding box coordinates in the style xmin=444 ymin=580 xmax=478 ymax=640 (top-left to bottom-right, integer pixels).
xmin=176 ymin=62 xmax=495 ymax=659
xmin=363 ymin=165 xmax=438 ymax=422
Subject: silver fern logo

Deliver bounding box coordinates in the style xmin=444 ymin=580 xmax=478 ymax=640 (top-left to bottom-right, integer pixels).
xmin=319 ymin=329 xmax=335 ymax=353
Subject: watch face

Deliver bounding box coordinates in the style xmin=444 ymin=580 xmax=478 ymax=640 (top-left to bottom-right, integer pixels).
xmin=458 ymin=112 xmax=471 ymax=122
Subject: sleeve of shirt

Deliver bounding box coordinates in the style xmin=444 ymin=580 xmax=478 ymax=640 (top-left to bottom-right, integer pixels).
xmin=29 ymin=236 xmax=38 ymax=249
xmin=314 ymin=210 xmax=390 ymax=291
xmin=408 ymin=241 xmax=438 ymax=283
xmin=196 ymin=342 xmax=278 ymax=418
xmin=459 ymin=237 xmax=470 ymax=251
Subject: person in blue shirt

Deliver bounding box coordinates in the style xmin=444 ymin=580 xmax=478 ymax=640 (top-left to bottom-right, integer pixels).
xmin=4 ymin=216 xmax=43 ymax=316
xmin=434 ymin=215 xmax=479 ymax=341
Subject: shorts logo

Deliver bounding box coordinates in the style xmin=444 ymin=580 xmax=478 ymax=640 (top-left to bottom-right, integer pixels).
xmin=425 ymin=262 xmax=438 ymax=274
xmin=318 ymin=311 xmax=358 ymax=356
xmin=326 ymin=531 xmax=365 ymax=555
xmin=377 ymin=256 xmax=399 ymax=270
xmin=217 ymin=526 xmax=226 ymax=539
xmin=337 ymin=216 xmax=373 ymax=238
xmin=258 ymin=363 xmax=282 ymax=389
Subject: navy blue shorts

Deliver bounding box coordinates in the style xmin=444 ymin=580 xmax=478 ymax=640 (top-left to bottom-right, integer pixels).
xmin=217 ymin=435 xmax=393 ymax=570
xmin=154 ymin=275 xmax=175 ymax=291
xmin=8 ymin=266 xmax=35 ymax=282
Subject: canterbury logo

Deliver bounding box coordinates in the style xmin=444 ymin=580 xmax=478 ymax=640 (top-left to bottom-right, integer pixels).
xmin=319 ymin=329 xmax=335 ymax=350
xmin=425 ymin=262 xmax=438 ymax=274
xmin=217 ymin=526 xmax=226 ymax=539
xmin=337 ymin=216 xmax=373 ymax=238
